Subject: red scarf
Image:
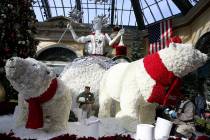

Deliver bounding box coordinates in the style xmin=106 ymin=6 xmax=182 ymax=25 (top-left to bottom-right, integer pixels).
xmin=25 ymin=78 xmax=57 ymax=129
xmin=143 ymin=53 xmax=182 ymax=106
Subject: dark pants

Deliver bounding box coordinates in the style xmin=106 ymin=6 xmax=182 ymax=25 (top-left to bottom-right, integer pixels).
xmin=196 ymin=108 xmax=205 ymax=118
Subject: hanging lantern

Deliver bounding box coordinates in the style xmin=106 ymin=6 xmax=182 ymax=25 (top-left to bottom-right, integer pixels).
xmin=115 ymin=35 xmax=127 ymax=56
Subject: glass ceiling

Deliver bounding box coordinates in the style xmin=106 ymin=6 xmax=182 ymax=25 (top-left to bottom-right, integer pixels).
xmin=32 ymin=0 xmax=199 ymax=26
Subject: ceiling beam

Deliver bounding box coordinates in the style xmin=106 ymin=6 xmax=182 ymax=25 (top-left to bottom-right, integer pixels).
xmin=110 ymin=0 xmax=115 ymax=27
xmin=172 ymin=0 xmax=193 ymax=15
xmin=41 ymin=0 xmax=52 ymax=19
xmin=76 ymin=0 xmax=82 ymax=23
xmin=130 ymin=0 xmax=145 ymax=30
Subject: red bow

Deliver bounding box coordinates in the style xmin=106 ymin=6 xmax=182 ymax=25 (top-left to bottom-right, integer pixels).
xmin=143 ymin=53 xmax=182 ymax=106
xmin=26 ymin=78 xmax=57 ymax=129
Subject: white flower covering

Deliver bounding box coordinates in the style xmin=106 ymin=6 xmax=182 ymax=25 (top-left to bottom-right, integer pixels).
xmin=0 ymin=115 xmax=129 ymax=140
xmin=5 ymin=57 xmax=72 ymax=132
xmin=60 ymin=56 xmax=115 ymax=108
xmin=98 ymin=43 xmax=207 ymax=132
xmin=159 ymin=43 xmax=208 ymax=77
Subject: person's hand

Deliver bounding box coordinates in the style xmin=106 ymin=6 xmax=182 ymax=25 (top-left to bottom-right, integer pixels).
xmin=67 ymin=23 xmax=73 ymax=30
xmin=117 ymin=28 xmax=125 ymax=36
xmin=164 ymin=108 xmax=170 ymax=115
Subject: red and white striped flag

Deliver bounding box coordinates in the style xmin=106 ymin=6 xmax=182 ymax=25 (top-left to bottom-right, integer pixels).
xmin=148 ymin=19 xmax=172 ymax=54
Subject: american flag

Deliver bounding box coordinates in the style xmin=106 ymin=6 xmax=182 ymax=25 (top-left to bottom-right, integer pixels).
xmin=148 ymin=19 xmax=172 ymax=54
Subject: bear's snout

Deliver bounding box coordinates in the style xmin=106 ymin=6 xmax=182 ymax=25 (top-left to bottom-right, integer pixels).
xmin=5 ymin=57 xmax=26 ymax=79
xmin=9 ymin=58 xmax=14 ymax=61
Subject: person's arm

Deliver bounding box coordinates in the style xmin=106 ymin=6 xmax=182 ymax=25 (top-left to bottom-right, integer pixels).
xmin=177 ymin=102 xmax=195 ymax=121
xmin=77 ymin=93 xmax=83 ymax=103
xmin=68 ymin=23 xmax=91 ymax=43
xmin=107 ymin=29 xmax=125 ymax=46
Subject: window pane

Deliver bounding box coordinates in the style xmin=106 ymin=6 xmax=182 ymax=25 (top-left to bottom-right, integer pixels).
xmin=50 ymin=8 xmax=57 ymax=17
xmin=62 ymin=0 xmax=71 ymax=8
xmin=150 ymin=4 xmax=163 ymax=21
xmin=143 ymin=8 xmax=155 ymax=24
xmin=56 ymin=8 xmax=64 ymax=16
xmin=158 ymin=0 xmax=172 ymax=18
xmin=146 ymin=0 xmax=155 ymax=5
xmin=167 ymin=0 xmax=181 ymax=15
xmin=33 ymin=7 xmax=44 ymax=21
xmin=140 ymin=0 xmax=147 ymax=9
xmin=54 ymin=0 xmax=62 ymax=7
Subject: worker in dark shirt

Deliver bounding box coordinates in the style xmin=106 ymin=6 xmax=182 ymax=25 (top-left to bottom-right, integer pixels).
xmin=77 ymin=86 xmax=95 ymax=118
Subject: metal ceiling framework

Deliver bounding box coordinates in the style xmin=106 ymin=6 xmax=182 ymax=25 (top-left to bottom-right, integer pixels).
xmin=130 ymin=0 xmax=144 ymax=30
xmin=32 ymin=0 xmax=199 ymax=27
xmin=172 ymin=0 xmax=193 ymax=15
xmin=76 ymin=0 xmax=82 ymax=22
xmin=40 ymin=0 xmax=52 ymax=19
xmin=110 ymin=0 xmax=115 ymax=26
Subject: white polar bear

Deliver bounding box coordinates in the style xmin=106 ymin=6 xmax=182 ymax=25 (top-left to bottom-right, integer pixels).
xmin=98 ymin=43 xmax=208 ymax=130
xmin=60 ymin=56 xmax=115 ymax=109
xmin=5 ymin=57 xmax=72 ymax=132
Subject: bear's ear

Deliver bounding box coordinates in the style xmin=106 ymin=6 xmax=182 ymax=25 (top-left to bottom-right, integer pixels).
xmin=47 ymin=67 xmax=56 ymax=77
xmin=26 ymin=57 xmax=37 ymax=62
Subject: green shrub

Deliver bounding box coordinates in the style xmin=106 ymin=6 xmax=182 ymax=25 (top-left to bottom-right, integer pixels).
xmin=205 ymin=122 xmax=210 ymax=135
xmin=195 ymin=118 xmax=206 ymax=132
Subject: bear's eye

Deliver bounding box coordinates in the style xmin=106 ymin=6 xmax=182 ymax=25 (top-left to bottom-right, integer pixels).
xmin=46 ymin=71 xmax=50 ymax=74
xmin=32 ymin=64 xmax=37 ymax=67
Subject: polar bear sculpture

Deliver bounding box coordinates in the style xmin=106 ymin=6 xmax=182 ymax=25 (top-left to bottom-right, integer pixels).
xmin=60 ymin=56 xmax=115 ymax=108
xmin=99 ymin=43 xmax=207 ymax=130
xmin=5 ymin=57 xmax=71 ymax=132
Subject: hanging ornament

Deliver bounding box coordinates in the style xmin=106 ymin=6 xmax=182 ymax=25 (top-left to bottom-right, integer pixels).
xmin=68 ymin=6 xmax=83 ymax=24
xmin=1 ymin=14 xmax=6 ymax=18
xmin=27 ymin=30 xmax=32 ymax=34
xmin=7 ymin=4 xmax=13 ymax=9
xmin=89 ymin=0 xmax=109 ymax=4
xmin=26 ymin=40 xmax=29 ymax=45
xmin=18 ymin=41 xmax=25 ymax=44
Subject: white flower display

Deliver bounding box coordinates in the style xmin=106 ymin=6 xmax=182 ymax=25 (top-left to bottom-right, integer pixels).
xmin=98 ymin=43 xmax=207 ymax=132
xmin=5 ymin=57 xmax=72 ymax=132
xmin=60 ymin=56 xmax=115 ymax=108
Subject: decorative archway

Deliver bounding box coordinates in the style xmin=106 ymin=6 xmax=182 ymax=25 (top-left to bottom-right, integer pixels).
xmin=195 ymin=32 xmax=210 ymax=57
xmin=195 ymin=32 xmax=210 ymax=78
xmin=180 ymin=32 xmax=210 ymax=103
xmin=36 ymin=44 xmax=78 ymax=62
xmin=195 ymin=32 xmax=210 ymax=103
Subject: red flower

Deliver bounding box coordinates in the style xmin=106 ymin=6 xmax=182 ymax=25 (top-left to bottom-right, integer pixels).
xmin=166 ymin=36 xmax=182 ymax=47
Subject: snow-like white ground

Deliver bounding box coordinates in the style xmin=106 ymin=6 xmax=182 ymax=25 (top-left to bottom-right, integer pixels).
xmin=1 ymin=115 xmax=207 ymax=140
xmin=0 ymin=115 xmax=132 ymax=140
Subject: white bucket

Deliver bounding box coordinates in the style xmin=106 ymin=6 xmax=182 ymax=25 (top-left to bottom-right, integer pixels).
xmin=154 ymin=117 xmax=173 ymax=140
xmin=85 ymin=117 xmax=100 ymax=139
xmin=136 ymin=124 xmax=154 ymax=140
xmin=74 ymin=108 xmax=87 ymax=121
